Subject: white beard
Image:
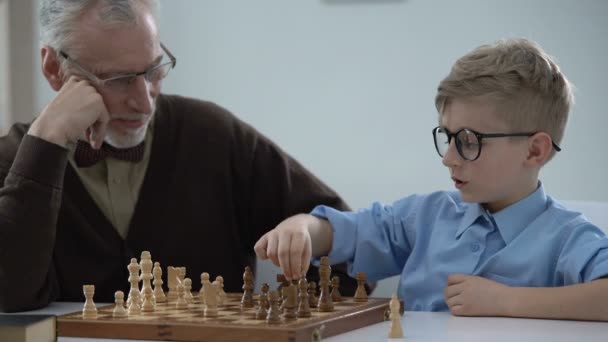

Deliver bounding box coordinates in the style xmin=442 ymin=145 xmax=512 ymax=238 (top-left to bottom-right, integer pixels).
xmin=104 ymin=113 xmax=153 ymax=148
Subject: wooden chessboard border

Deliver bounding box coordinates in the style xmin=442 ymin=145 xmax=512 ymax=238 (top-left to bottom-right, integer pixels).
xmin=56 ymin=294 xmax=392 ymax=342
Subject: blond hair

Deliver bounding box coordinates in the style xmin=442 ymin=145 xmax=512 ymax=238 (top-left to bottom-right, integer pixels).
xmin=435 ymin=38 xmax=573 ymax=158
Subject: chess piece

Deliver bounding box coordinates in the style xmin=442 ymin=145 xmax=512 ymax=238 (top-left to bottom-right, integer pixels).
xmin=128 ymin=290 xmax=141 ymax=315
xmin=331 ymin=276 xmax=342 ymax=302
xmin=178 ymin=267 xmax=186 ymax=282
xmin=275 ymin=274 xmax=291 ymax=297
xmin=281 ymin=284 xmax=297 ymax=321
xmin=153 ymin=262 xmax=167 ymax=303
xmin=261 ymin=283 xmax=270 ymax=310
xmin=204 ymin=275 xmax=218 ymax=317
xmin=199 ymin=272 xmax=211 ymax=305
xmin=354 ymin=272 xmax=368 ymax=302
xmin=308 ymin=281 xmax=318 ymax=308
xmin=167 ymin=266 xmax=180 ymax=301
xmin=255 ymin=286 xmax=269 ymax=320
xmin=183 ymin=278 xmax=194 ymax=304
xmin=214 ymin=276 xmax=226 ymax=306
xmin=112 ymin=290 xmax=128 ymax=318
xmin=139 ymin=251 xmax=153 ymax=299
xmin=241 ymin=266 xmax=254 ymax=309
xmin=388 ymin=293 xmax=404 ymax=338
xmin=176 ymin=279 xmax=188 ymax=309
xmin=141 ymin=286 xmax=155 ymax=313
xmin=317 ymin=256 xmax=334 ymax=312
xmin=296 ymin=278 xmax=311 ymax=318
xmin=82 ymin=284 xmax=97 ymax=319
xmin=127 ymin=258 xmax=141 ymax=307
xmin=266 ymin=290 xmax=281 ymax=324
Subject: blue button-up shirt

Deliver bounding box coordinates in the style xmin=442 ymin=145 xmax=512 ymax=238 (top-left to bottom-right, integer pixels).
xmin=312 ymin=184 xmax=608 ymax=311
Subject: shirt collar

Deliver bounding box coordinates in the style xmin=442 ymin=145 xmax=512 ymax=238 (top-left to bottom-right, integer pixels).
xmin=491 ymin=182 xmax=548 ymax=244
xmin=455 ymin=201 xmax=487 ymax=239
xmin=454 ymin=182 xmax=548 ymax=242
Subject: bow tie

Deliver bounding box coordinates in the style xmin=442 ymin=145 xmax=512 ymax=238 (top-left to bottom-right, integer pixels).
xmin=74 ymin=140 xmax=145 ymax=167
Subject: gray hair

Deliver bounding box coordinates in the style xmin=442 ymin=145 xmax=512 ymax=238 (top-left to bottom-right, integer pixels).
xmin=40 ymin=0 xmax=160 ymax=53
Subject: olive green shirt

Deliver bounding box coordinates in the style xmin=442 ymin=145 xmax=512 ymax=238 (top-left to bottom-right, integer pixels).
xmin=67 ymin=124 xmax=154 ymax=239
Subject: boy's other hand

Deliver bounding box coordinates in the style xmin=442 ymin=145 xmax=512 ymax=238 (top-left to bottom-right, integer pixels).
xmin=254 ymin=214 xmax=314 ymax=281
xmin=444 ymin=274 xmax=509 ymax=316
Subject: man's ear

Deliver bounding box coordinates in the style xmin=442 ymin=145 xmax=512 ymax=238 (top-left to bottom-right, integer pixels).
xmin=525 ymin=132 xmax=553 ymax=166
xmin=41 ymin=46 xmax=65 ymax=91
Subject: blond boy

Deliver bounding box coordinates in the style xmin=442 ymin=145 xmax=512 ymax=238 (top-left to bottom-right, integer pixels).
xmin=255 ymin=38 xmax=608 ymax=321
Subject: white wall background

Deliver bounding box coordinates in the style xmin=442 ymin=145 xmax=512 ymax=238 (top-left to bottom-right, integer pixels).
xmin=0 ymin=0 xmax=10 ymax=131
xmin=34 ymin=0 xmax=608 ymax=208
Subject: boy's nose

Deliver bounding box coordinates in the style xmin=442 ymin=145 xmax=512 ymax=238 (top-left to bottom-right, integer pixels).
xmin=442 ymin=140 xmax=462 ymax=167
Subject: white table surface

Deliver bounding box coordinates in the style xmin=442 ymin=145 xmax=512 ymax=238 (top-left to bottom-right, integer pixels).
xmin=5 ymin=302 xmax=607 ymax=342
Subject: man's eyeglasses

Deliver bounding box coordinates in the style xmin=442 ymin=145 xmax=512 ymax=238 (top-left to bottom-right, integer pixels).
xmin=432 ymin=126 xmax=562 ymax=161
xmin=58 ymin=43 xmax=177 ymax=91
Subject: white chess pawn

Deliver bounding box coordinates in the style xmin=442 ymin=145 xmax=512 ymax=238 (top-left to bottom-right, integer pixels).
xmin=113 ymin=291 xmax=128 ymax=318
xmin=199 ymin=272 xmax=210 ymax=305
xmin=184 ymin=278 xmax=194 ymax=304
xmin=128 ymin=290 xmax=142 ymax=316
xmin=214 ymin=276 xmax=226 ymax=306
xmin=388 ymin=293 xmax=403 ymax=338
xmin=176 ymin=280 xmax=188 ymax=309
xmin=82 ymin=284 xmax=97 ymax=319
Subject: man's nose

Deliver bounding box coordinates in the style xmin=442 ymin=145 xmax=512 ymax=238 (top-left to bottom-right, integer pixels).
xmin=126 ymin=75 xmax=153 ymax=114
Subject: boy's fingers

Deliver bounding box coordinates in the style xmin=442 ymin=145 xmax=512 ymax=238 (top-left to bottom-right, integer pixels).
xmin=277 ymin=234 xmax=292 ymax=280
xmin=289 ymin=233 xmax=307 ymax=280
xmin=447 ymin=274 xmax=468 ymax=285
xmin=301 ymin=239 xmax=312 ymax=278
xmin=266 ymin=234 xmax=279 ymax=267
xmin=253 ymin=236 xmax=268 ymax=259
xmin=444 ymin=282 xmax=463 ymax=300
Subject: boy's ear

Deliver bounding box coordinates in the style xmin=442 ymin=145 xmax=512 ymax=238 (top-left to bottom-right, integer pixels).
xmin=41 ymin=46 xmax=65 ymax=91
xmin=525 ymin=132 xmax=553 ymax=166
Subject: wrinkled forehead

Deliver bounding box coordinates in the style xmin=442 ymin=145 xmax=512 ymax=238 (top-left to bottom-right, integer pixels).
xmin=69 ymin=4 xmax=161 ymax=75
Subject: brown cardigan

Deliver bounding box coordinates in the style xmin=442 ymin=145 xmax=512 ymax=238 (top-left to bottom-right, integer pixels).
xmin=0 ymin=94 xmax=356 ymax=312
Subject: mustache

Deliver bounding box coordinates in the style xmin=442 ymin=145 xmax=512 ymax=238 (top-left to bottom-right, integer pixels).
xmin=110 ymin=113 xmax=151 ymax=120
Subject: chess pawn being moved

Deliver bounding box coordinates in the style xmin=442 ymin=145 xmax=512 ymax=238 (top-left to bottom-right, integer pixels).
xmin=82 ymin=284 xmax=97 ymax=319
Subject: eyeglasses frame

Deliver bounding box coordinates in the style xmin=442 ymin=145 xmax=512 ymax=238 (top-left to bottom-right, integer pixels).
xmin=58 ymin=42 xmax=177 ymax=88
xmin=432 ymin=126 xmax=562 ymax=161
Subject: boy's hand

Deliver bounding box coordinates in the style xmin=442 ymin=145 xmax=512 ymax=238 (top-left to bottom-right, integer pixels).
xmin=254 ymin=214 xmax=314 ymax=281
xmin=444 ymin=274 xmax=509 ymax=316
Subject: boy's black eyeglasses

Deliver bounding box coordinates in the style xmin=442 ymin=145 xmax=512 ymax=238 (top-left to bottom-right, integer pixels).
xmin=432 ymin=126 xmax=562 ymax=161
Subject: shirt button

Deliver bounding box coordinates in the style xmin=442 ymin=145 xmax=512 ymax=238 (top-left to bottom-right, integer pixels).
xmin=471 ymin=243 xmax=480 ymax=252
xmin=113 ymin=178 xmax=121 ymax=184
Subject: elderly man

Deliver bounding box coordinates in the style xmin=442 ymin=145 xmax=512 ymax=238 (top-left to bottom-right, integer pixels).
xmin=0 ymin=0 xmax=361 ymax=312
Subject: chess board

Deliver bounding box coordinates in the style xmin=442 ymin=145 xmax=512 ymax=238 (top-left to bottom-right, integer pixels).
xmin=57 ymin=293 xmax=392 ymax=342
